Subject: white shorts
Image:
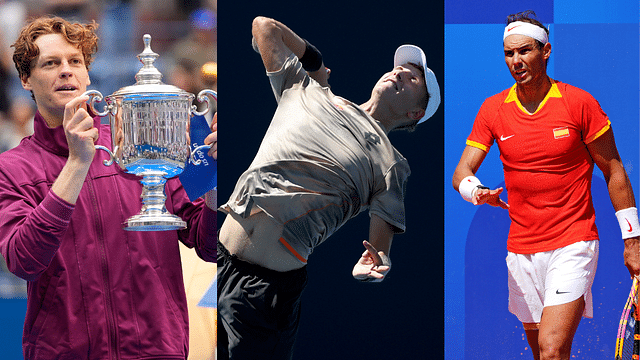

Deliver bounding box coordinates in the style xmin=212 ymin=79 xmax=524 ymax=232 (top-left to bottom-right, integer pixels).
xmin=506 ymin=240 xmax=599 ymax=324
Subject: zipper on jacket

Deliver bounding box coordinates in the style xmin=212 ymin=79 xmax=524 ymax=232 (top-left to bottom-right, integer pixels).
xmin=88 ymin=179 xmax=121 ymax=359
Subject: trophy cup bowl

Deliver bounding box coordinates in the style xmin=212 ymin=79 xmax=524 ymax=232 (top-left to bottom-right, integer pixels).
xmin=84 ymin=34 xmax=216 ymax=231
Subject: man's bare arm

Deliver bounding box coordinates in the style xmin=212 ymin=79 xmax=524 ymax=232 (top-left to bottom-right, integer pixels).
xmin=587 ymin=128 xmax=639 ymax=277
xmin=251 ymin=16 xmax=329 ymax=87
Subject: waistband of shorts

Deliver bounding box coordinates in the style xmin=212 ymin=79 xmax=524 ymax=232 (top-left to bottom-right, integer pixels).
xmin=218 ymin=240 xmax=308 ymax=285
xmin=507 ymin=239 xmax=599 ymax=256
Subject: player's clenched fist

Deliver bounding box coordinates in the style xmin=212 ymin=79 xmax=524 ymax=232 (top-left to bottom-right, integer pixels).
xmin=63 ymin=95 xmax=99 ymax=164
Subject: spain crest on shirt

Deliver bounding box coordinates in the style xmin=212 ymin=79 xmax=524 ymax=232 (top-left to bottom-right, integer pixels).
xmin=553 ymin=127 xmax=570 ymax=139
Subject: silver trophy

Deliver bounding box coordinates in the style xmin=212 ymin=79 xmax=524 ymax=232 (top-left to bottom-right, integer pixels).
xmin=84 ymin=34 xmax=216 ymax=231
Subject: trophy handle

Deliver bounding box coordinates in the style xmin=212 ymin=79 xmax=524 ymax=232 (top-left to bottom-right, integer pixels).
xmin=95 ymin=145 xmax=119 ymax=166
xmin=83 ymin=90 xmax=113 ymax=117
xmin=191 ymin=89 xmax=217 ymax=117
xmin=190 ymin=144 xmax=212 ymax=165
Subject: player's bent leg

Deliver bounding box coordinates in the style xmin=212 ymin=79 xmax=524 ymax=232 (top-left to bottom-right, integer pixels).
xmin=523 ymin=323 xmax=540 ymax=360
xmin=538 ymin=296 xmax=585 ymax=360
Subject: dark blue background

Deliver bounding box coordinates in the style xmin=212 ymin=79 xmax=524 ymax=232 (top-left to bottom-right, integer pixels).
xmin=217 ymin=1 xmax=445 ymax=359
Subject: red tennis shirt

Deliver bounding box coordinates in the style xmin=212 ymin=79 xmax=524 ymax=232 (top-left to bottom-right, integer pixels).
xmin=467 ymin=80 xmax=610 ymax=254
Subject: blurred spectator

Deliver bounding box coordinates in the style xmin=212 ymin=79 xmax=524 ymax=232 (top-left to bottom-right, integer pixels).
xmin=133 ymin=0 xmax=190 ymax=54
xmin=0 ymin=1 xmax=28 ymax=116
xmin=169 ymin=56 xmax=217 ymax=359
xmin=170 ymin=8 xmax=217 ymax=67
xmin=169 ymin=57 xmax=217 ymax=115
xmin=0 ymin=33 xmax=12 ymax=119
xmin=201 ymin=61 xmax=217 ymax=117
xmin=201 ymin=61 xmax=217 ymax=91
xmin=99 ymin=0 xmax=136 ymax=55
xmin=90 ymin=0 xmax=139 ymax=100
xmin=42 ymin=0 xmax=95 ymax=23
xmin=170 ymin=57 xmax=206 ymax=95
xmin=0 ymin=1 xmax=27 ymax=44
xmin=0 ymin=97 xmax=35 ymax=153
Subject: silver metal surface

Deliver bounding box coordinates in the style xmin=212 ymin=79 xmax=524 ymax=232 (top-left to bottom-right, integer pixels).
xmin=85 ymin=34 xmax=216 ymax=231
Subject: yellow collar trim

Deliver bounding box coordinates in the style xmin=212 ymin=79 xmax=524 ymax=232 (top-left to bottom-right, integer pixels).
xmin=504 ymin=81 xmax=562 ymax=115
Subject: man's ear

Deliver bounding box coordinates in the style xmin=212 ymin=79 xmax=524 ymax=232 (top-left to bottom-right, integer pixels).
xmin=542 ymin=42 xmax=552 ymax=61
xmin=21 ymin=75 xmax=31 ymax=91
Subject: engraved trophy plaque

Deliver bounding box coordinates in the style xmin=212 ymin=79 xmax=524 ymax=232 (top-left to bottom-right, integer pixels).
xmin=84 ymin=34 xmax=216 ymax=231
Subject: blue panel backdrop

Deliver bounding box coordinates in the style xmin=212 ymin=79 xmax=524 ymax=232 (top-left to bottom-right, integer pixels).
xmin=445 ymin=0 xmax=638 ymax=359
xmin=0 ymin=299 xmax=26 ymax=359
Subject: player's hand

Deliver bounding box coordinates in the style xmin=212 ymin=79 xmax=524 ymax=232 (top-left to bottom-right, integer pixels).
xmin=623 ymin=236 xmax=640 ymax=278
xmin=473 ymin=187 xmax=509 ymax=209
xmin=352 ymin=240 xmax=391 ymax=283
xmin=204 ymin=112 xmax=217 ymax=160
xmin=64 ymin=95 xmax=98 ymax=165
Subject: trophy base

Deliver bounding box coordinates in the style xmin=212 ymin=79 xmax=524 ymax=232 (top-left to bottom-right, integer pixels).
xmin=124 ymin=213 xmax=187 ymax=231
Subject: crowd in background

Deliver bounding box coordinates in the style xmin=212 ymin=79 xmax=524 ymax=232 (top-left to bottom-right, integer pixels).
xmin=0 ymin=0 xmax=217 ymax=301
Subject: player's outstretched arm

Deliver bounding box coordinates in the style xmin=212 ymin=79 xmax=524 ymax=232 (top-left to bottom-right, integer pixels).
xmin=453 ymin=145 xmax=509 ymax=209
xmin=251 ymin=16 xmax=329 ymax=87
xmin=352 ymin=215 xmax=393 ymax=282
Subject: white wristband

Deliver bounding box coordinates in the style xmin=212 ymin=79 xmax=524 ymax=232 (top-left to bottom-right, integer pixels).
xmin=615 ymin=207 xmax=640 ymax=239
xmin=459 ymin=176 xmax=483 ymax=203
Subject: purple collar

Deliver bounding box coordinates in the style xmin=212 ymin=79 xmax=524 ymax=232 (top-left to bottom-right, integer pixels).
xmin=31 ymin=111 xmax=103 ymax=157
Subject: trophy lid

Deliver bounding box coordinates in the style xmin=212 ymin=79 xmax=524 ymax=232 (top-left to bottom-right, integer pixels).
xmin=109 ymin=34 xmax=193 ymax=98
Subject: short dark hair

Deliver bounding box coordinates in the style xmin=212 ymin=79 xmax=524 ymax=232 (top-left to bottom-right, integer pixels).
xmin=505 ymin=10 xmax=548 ymax=49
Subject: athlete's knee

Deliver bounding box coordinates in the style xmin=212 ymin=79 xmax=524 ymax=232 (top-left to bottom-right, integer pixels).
xmin=538 ymin=336 xmax=572 ymax=360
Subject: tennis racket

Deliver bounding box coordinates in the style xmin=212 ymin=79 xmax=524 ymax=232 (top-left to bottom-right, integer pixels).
xmin=615 ymin=276 xmax=639 ymax=359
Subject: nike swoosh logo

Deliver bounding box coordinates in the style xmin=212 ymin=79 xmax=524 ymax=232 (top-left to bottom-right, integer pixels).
xmin=627 ymin=219 xmax=633 ymax=232
xmin=500 ymin=135 xmax=515 ymax=141
xmin=507 ymin=25 xmax=522 ymax=32
xmin=556 ymin=290 xmax=570 ymax=295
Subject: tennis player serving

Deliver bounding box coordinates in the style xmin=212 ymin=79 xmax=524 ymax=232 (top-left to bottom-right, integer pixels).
xmin=217 ymin=16 xmax=440 ymax=360
xmin=452 ymin=10 xmax=640 ymax=360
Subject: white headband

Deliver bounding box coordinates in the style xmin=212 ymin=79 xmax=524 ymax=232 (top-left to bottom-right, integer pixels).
xmin=503 ymin=21 xmax=548 ymax=44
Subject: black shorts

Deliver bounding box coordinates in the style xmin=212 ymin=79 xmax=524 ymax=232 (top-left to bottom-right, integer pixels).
xmin=217 ymin=241 xmax=308 ymax=360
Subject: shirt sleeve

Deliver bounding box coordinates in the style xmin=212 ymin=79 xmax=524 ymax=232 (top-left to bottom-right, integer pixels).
xmin=466 ymin=99 xmax=497 ymax=152
xmin=267 ymin=54 xmax=309 ymax=103
xmin=574 ymin=90 xmax=611 ymax=144
xmin=168 ymin=178 xmax=217 ymax=263
xmin=369 ymin=160 xmax=410 ymax=234
xmin=0 ymin=172 xmax=74 ymax=281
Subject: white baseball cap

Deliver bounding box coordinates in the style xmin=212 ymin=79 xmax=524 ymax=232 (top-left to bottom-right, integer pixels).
xmin=393 ymin=44 xmax=441 ymax=123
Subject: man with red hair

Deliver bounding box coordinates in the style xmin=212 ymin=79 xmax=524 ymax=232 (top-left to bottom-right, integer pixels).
xmin=1 ymin=16 xmax=217 ymax=359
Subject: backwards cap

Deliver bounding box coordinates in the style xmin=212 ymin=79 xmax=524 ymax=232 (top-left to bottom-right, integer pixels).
xmin=393 ymin=45 xmax=441 ymax=124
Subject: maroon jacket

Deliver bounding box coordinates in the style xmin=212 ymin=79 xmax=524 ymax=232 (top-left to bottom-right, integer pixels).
xmin=0 ymin=112 xmax=216 ymax=359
